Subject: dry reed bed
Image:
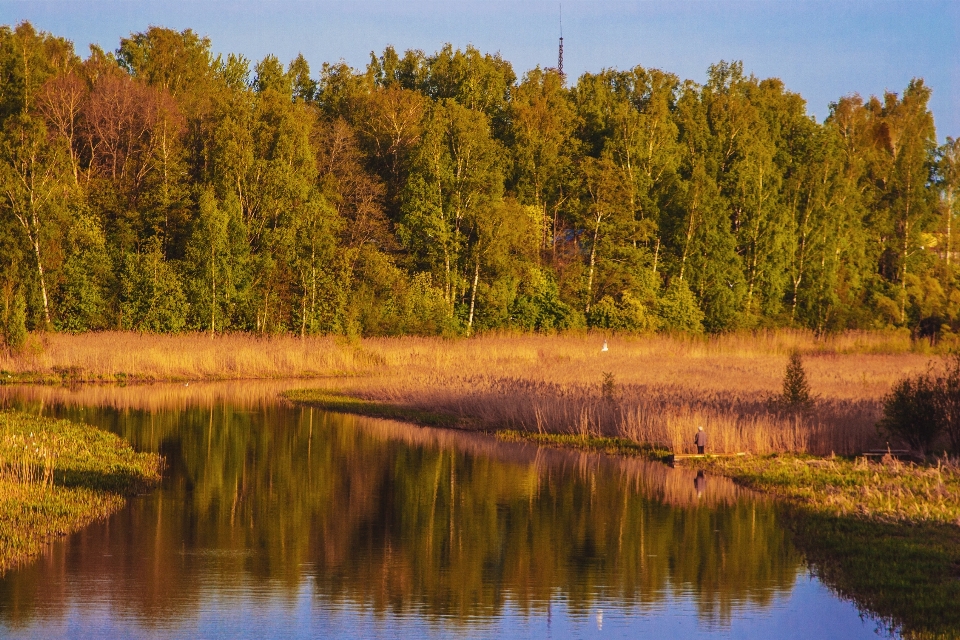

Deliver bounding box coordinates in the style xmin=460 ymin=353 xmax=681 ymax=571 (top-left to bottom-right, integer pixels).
xmin=0 ymin=332 xmax=367 ymax=381
xmin=338 ymin=376 xmax=886 ymax=455
xmin=0 ymin=379 xmax=332 ymax=413
xmin=0 ymin=330 xmax=936 ymax=455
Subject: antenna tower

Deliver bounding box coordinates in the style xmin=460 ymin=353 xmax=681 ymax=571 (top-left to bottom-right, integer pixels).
xmin=558 ymin=5 xmax=564 ymax=80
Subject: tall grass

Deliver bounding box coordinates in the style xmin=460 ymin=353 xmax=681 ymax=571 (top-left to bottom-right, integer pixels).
xmin=0 ymin=411 xmax=163 ymax=572
xmin=0 ymin=330 xmax=935 ymax=455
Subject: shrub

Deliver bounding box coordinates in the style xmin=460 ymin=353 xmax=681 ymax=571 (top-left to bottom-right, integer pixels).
xmin=877 ymin=373 xmax=942 ymax=454
xmin=781 ymin=351 xmax=812 ymax=409
xmin=933 ymin=354 xmax=960 ymax=456
xmin=601 ymin=372 xmax=617 ymax=402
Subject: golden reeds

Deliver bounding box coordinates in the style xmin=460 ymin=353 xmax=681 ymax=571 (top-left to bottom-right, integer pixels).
xmin=0 ymin=330 xmax=936 ymax=455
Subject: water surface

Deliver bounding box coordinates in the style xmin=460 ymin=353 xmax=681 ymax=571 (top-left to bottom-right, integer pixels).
xmin=0 ymin=382 xmax=891 ymax=638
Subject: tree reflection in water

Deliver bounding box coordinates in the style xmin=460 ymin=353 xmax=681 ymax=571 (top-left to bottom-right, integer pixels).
xmin=0 ymin=383 xmax=804 ymax=632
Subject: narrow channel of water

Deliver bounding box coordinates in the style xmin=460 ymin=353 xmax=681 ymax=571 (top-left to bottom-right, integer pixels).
xmin=0 ymin=382 xmax=892 ymax=639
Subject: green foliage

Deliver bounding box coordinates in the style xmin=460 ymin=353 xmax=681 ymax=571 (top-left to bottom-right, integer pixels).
xmin=510 ymin=269 xmax=583 ymax=332
xmin=878 ymin=373 xmax=943 ymax=454
xmin=0 ymin=22 xmax=955 ymax=339
xmin=781 ymin=351 xmax=813 ymax=409
xmin=657 ymin=280 xmax=704 ymax=333
xmin=55 ymin=211 xmax=111 ymax=332
xmin=588 ymin=292 xmax=658 ymax=331
xmin=119 ymin=239 xmax=189 ymax=332
xmin=396 ymin=272 xmax=460 ymax=336
xmin=3 ymin=290 xmax=27 ymax=350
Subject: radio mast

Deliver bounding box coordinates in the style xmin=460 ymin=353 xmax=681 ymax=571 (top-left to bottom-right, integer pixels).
xmin=558 ymin=4 xmax=564 ymax=80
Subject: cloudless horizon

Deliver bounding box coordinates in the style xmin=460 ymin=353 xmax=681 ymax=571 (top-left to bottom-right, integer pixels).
xmin=2 ymin=0 xmax=958 ymax=139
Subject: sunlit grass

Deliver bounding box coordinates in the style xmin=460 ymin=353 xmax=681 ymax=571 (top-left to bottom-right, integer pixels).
xmin=496 ymin=429 xmax=672 ymax=459
xmin=1 ymin=329 xmax=936 ymax=455
xmin=282 ymin=389 xmax=461 ymax=428
xmin=687 ymin=454 xmax=960 ymax=525
xmin=0 ymin=411 xmax=163 ymax=573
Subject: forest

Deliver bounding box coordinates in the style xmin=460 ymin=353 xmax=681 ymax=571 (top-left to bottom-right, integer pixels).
xmin=0 ymin=21 xmax=958 ymax=339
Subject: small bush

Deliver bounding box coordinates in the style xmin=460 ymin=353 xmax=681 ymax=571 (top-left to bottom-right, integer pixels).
xmin=781 ymin=351 xmax=812 ymax=409
xmin=934 ymin=354 xmax=960 ymax=456
xmin=879 ymin=355 xmax=960 ymax=456
xmin=878 ymin=373 xmax=942 ymax=454
xmin=601 ymin=371 xmax=617 ymax=402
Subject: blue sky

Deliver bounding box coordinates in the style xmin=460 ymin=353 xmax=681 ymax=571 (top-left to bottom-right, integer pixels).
xmin=3 ymin=0 xmax=958 ymax=139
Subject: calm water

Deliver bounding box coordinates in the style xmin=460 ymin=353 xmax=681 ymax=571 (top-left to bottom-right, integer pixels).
xmin=0 ymin=382 xmax=892 ymax=639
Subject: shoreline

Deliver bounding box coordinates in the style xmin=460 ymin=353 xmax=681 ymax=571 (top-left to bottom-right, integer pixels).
xmin=1 ymin=376 xmax=956 ymax=636
xmin=282 ymin=388 xmax=960 ymax=526
xmin=0 ymin=411 xmax=163 ymax=573
xmin=283 ymin=387 xmax=960 ymax=638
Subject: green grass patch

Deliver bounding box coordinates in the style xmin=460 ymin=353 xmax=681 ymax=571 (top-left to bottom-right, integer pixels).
xmin=789 ymin=512 xmax=960 ymax=638
xmin=0 ymin=410 xmax=163 ymax=573
xmin=496 ymin=430 xmax=672 ymax=459
xmin=686 ymin=453 xmax=960 ymax=524
xmin=283 ymin=389 xmax=463 ymax=428
xmin=684 ymin=453 xmax=960 ymax=637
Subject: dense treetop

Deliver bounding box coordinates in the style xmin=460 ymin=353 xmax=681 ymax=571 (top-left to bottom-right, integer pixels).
xmin=0 ymin=22 xmax=957 ymax=338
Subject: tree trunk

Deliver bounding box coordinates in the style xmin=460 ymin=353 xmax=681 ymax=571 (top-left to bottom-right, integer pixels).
xmin=585 ymin=215 xmax=600 ymax=314
xmin=31 ymin=234 xmax=51 ymax=328
xmin=467 ymin=257 xmax=480 ymax=335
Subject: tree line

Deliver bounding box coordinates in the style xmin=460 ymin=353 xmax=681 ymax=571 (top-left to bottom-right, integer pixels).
xmin=1 ymin=22 xmax=957 ymax=338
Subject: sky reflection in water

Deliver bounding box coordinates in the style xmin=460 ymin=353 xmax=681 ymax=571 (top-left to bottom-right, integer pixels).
xmin=0 ymin=382 xmax=889 ymax=638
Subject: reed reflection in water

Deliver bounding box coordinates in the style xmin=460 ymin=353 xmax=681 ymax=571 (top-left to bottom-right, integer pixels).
xmin=0 ymin=384 xmax=884 ymax=638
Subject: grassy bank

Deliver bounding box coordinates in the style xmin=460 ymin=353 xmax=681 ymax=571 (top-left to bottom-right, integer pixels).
xmin=496 ymin=429 xmax=673 ymax=459
xmin=289 ymin=386 xmax=960 ymax=637
xmin=686 ymin=454 xmax=960 ymax=524
xmin=791 ymin=513 xmax=960 ymax=639
xmin=677 ymin=454 xmax=960 ymax=638
xmin=282 ymin=388 xmax=462 ymax=428
xmin=0 ymin=411 xmax=163 ymax=573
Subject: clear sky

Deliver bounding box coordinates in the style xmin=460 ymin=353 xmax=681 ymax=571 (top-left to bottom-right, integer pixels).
xmin=2 ymin=0 xmax=958 ymax=139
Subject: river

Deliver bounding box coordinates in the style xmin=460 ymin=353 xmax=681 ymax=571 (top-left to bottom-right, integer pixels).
xmin=0 ymin=381 xmax=891 ymax=639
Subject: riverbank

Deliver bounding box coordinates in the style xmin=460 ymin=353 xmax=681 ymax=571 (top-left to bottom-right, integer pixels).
xmin=686 ymin=453 xmax=960 ymax=524
xmin=284 ymin=388 xmax=960 ymax=524
xmin=0 ymin=411 xmax=163 ymax=573
xmin=286 ymin=388 xmax=960 ymax=637
xmin=682 ymin=453 xmax=960 ymax=638
xmin=684 ymin=453 xmax=960 ymax=638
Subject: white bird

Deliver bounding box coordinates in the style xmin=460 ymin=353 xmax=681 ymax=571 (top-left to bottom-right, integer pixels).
xmin=601 ymin=340 xmax=609 ymax=352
